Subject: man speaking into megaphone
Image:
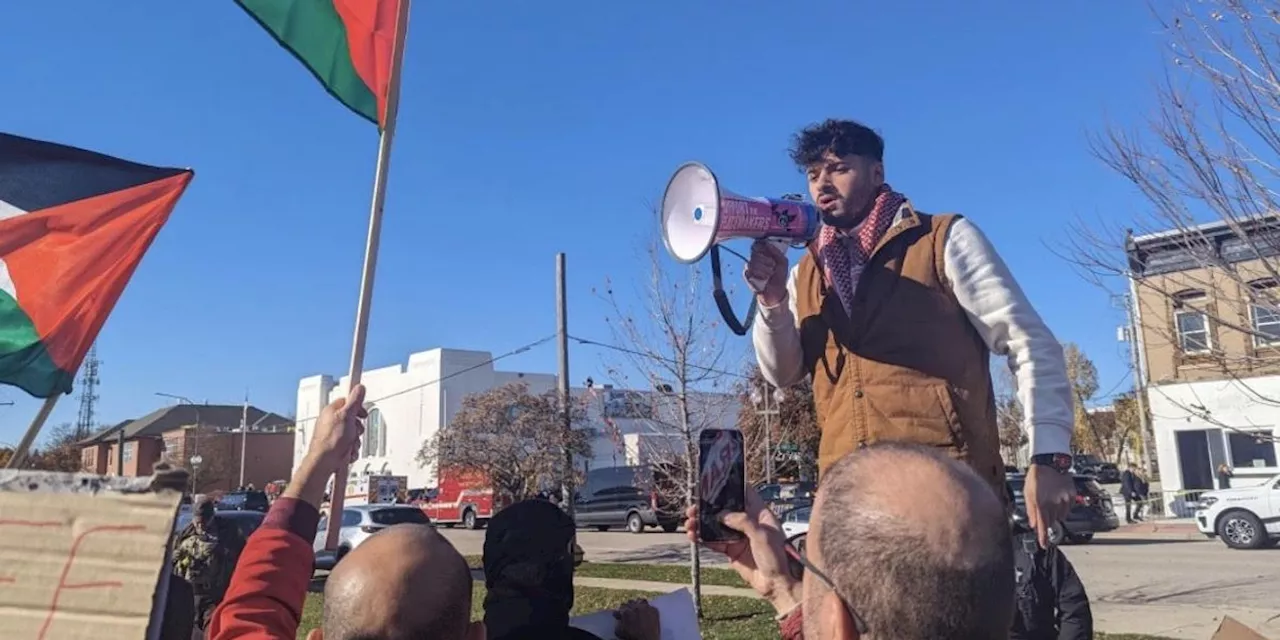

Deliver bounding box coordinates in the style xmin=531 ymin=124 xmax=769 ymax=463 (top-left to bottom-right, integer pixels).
xmin=747 ymin=118 xmax=1075 ymax=548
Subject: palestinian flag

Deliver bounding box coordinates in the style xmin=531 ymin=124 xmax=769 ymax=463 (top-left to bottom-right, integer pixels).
xmin=236 ymin=0 xmax=405 ymax=127
xmin=0 ymin=134 xmax=193 ymax=398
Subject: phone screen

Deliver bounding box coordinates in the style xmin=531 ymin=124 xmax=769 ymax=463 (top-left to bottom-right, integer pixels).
xmin=698 ymin=428 xmax=746 ymax=542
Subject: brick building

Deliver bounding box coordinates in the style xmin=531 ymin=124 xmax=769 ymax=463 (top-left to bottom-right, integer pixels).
xmin=79 ymin=403 xmax=294 ymax=493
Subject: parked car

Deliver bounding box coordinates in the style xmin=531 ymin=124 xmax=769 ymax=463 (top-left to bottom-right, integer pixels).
xmin=758 ymin=482 xmax=817 ymax=516
xmin=216 ymin=490 xmax=270 ymax=513
xmin=573 ymin=465 xmax=682 ymax=533
xmin=780 ymin=504 xmax=811 ymax=539
xmin=1093 ymin=463 xmax=1121 ymax=484
xmin=173 ymin=509 xmax=265 ymax=549
xmin=1007 ymin=472 xmax=1119 ymax=544
xmin=1195 ymin=473 xmax=1280 ymax=550
xmin=313 ymin=504 xmax=433 ymax=570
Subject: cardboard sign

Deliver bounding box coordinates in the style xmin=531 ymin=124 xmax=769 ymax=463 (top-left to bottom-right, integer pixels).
xmin=0 ymin=471 xmax=181 ymax=640
xmin=1212 ymin=616 xmax=1273 ymax=640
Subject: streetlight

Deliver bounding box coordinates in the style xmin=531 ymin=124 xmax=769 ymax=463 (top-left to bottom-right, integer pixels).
xmin=157 ymin=392 xmax=203 ymax=483
xmin=750 ymin=384 xmax=785 ymax=484
xmin=189 ymin=453 xmax=203 ymax=493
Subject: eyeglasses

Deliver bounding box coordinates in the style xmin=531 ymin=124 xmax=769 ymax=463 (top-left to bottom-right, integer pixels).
xmin=783 ymin=539 xmax=869 ymax=635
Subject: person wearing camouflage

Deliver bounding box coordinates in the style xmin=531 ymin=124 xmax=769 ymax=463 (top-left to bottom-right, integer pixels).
xmin=173 ymin=498 xmax=234 ymax=630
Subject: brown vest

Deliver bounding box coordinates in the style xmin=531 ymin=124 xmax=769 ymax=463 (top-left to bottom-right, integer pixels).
xmin=796 ymin=208 xmax=1004 ymax=492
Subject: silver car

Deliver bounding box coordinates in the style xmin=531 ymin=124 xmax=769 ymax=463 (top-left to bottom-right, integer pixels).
xmin=313 ymin=504 xmax=432 ymax=570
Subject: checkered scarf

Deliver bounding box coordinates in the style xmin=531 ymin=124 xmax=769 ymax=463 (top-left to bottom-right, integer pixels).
xmin=815 ymin=184 xmax=906 ymax=314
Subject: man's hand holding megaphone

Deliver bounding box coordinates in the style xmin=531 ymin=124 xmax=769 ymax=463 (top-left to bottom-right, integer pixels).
xmin=744 ymin=240 xmax=790 ymax=308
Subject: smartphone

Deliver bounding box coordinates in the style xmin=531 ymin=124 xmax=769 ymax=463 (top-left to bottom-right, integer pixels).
xmin=698 ymin=428 xmax=746 ymax=543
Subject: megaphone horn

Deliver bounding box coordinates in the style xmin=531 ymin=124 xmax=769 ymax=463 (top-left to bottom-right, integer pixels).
xmin=659 ymin=162 xmax=819 ymax=336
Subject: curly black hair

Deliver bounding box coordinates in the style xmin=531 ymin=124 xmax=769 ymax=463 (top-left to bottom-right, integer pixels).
xmin=789 ymin=119 xmax=884 ymax=169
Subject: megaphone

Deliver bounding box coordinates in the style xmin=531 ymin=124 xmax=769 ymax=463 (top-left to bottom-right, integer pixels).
xmin=660 ymin=162 xmax=819 ymax=336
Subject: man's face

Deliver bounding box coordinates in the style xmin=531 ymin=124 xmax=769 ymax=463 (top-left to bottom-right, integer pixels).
xmin=805 ymin=152 xmax=884 ymax=228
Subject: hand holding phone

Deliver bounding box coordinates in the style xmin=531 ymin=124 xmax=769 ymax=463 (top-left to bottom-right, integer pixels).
xmin=698 ymin=428 xmax=746 ymax=543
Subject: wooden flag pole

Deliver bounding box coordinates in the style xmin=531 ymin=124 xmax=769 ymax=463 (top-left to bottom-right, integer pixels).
xmin=5 ymin=396 xmax=60 ymax=469
xmin=324 ymin=0 xmax=413 ymax=552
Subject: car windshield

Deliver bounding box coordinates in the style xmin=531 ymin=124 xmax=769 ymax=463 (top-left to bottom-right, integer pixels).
xmin=1076 ymin=454 xmax=1103 ymax=466
xmin=370 ymin=508 xmax=431 ymax=526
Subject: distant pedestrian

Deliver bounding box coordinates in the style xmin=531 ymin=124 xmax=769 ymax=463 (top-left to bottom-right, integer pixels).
xmin=1217 ymin=463 xmax=1233 ymax=489
xmin=173 ymin=498 xmax=234 ymax=631
xmin=1120 ymin=465 xmax=1145 ymax=523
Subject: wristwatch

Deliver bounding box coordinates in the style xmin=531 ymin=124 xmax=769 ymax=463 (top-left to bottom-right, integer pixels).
xmin=1029 ymin=453 xmax=1073 ymax=474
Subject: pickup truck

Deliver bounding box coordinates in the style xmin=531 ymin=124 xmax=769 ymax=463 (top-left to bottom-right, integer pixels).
xmin=1194 ymin=473 xmax=1280 ymax=549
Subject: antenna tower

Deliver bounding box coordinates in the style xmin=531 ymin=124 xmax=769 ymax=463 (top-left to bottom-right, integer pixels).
xmin=75 ymin=345 xmax=101 ymax=440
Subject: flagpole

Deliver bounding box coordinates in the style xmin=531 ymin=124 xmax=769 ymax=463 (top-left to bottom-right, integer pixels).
xmin=324 ymin=0 xmax=413 ymax=552
xmin=5 ymin=396 xmax=60 ymax=469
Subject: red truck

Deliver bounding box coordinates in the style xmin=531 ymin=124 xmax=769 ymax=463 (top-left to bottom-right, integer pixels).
xmin=412 ymin=468 xmax=508 ymax=529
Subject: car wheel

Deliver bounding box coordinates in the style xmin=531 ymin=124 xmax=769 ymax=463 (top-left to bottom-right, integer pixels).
xmin=626 ymin=512 xmax=644 ymax=534
xmin=595 ymin=525 xmax=610 ymax=532
xmin=462 ymin=509 xmax=478 ymax=530
xmin=660 ymin=523 xmax=678 ymax=533
xmin=1218 ymin=510 xmax=1267 ymax=550
xmin=1047 ymin=523 xmax=1066 ymax=546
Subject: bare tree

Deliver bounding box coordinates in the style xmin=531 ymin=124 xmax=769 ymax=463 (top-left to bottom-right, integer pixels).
xmin=995 ymin=368 xmax=1028 ymax=466
xmin=27 ymin=423 xmax=84 ymax=473
xmin=1061 ymin=1 xmax=1280 ymax=441
xmin=417 ymin=382 xmax=590 ymax=503
xmin=735 ymin=364 xmax=819 ymax=484
xmin=597 ymin=243 xmax=742 ymax=618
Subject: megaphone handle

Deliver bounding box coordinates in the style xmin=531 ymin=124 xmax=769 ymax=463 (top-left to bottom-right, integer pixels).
xmin=709 ymin=244 xmax=757 ymax=337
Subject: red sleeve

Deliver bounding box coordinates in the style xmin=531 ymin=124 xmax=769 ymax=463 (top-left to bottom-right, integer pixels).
xmin=779 ymin=608 xmax=804 ymax=640
xmin=209 ymin=498 xmax=319 ymax=640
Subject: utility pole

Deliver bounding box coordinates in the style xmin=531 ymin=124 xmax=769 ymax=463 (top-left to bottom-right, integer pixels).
xmin=239 ymin=394 xmax=249 ymax=488
xmin=556 ymin=253 xmax=574 ymax=517
xmin=1122 ymin=288 xmax=1156 ymax=474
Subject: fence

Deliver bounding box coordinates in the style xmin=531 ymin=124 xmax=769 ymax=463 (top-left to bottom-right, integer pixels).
xmin=1116 ymin=489 xmax=1206 ymax=519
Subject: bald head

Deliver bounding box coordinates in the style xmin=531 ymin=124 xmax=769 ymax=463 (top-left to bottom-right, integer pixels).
xmin=806 ymin=443 xmax=1013 ymax=640
xmin=321 ymin=525 xmax=476 ymax=640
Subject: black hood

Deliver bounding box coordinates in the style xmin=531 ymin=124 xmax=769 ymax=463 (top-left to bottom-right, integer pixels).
xmin=482 ymin=500 xmax=580 ymax=640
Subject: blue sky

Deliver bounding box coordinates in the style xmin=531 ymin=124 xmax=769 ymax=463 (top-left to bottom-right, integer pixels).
xmin=0 ymin=1 xmax=1167 ymax=444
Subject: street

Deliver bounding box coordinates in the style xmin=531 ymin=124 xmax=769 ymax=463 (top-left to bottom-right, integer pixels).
xmin=440 ymin=528 xmax=1280 ymax=639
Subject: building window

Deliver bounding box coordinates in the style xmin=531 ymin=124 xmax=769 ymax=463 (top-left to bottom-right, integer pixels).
xmin=362 ymin=407 xmax=386 ymax=458
xmin=1228 ymin=430 xmax=1277 ymax=468
xmin=1174 ymin=310 xmax=1211 ymax=353
xmin=122 ymin=442 xmax=133 ymax=463
xmin=1251 ymin=304 xmax=1280 ymax=347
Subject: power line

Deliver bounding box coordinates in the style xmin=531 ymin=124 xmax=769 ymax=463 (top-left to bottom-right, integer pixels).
xmin=569 ymin=335 xmax=752 ymax=381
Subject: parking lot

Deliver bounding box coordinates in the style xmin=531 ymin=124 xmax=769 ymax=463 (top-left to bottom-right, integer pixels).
xmin=439 ymin=527 xmax=1280 ymax=639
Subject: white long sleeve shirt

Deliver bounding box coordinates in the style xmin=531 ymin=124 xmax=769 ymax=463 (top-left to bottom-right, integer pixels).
xmin=752 ymin=215 xmax=1073 ymax=457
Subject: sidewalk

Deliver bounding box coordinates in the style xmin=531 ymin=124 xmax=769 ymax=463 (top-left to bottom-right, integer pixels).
xmin=1105 ymin=520 xmax=1205 ymax=540
xmin=573 ymin=576 xmax=756 ymax=598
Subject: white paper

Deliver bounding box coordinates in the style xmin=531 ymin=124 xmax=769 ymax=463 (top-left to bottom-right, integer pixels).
xmin=569 ymin=588 xmax=702 ymax=640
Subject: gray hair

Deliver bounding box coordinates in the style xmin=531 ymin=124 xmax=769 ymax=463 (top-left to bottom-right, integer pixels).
xmin=815 ymin=443 xmax=1015 ymax=639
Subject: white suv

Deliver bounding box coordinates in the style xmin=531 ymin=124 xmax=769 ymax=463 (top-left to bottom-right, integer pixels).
xmin=1194 ymin=473 xmax=1280 ymax=550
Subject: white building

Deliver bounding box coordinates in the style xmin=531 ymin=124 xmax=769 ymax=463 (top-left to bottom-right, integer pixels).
xmin=294 ymin=346 xmax=741 ymax=491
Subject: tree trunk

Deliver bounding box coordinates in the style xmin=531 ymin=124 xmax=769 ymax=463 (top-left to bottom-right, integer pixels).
xmin=681 ymin=388 xmax=703 ymax=619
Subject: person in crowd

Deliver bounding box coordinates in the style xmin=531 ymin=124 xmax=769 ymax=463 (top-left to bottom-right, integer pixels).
xmin=173 ymin=497 xmax=233 ymax=631
xmin=690 ymin=442 xmax=1014 ymax=640
xmin=1008 ymin=485 xmax=1092 ymax=640
xmin=483 ymin=499 xmax=659 ymax=640
xmin=1120 ymin=464 xmax=1146 ymax=523
xmin=209 ymin=384 xmax=484 ymax=640
xmin=746 ymin=118 xmax=1075 ymax=546
xmin=1217 ymin=463 xmax=1233 ymax=490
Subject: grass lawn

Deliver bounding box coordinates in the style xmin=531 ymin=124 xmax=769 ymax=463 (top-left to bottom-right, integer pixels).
xmin=300 ymin=587 xmax=1175 ymax=640
xmin=463 ymin=556 xmax=750 ymax=588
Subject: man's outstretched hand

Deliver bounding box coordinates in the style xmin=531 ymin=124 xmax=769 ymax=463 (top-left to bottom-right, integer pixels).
xmin=1024 ymin=463 xmax=1074 ymax=548
xmin=284 ymin=384 xmax=367 ymax=507
xmin=684 ymin=490 xmax=801 ymax=616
